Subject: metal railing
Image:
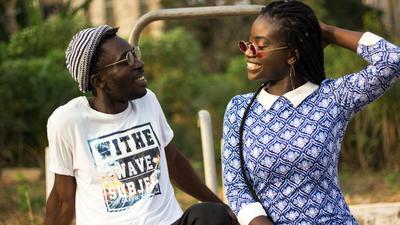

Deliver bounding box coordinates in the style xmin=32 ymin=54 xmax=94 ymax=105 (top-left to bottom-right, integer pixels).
xmin=198 ymin=110 xmax=218 ymax=193
xmin=128 ymin=5 xmax=263 ymax=46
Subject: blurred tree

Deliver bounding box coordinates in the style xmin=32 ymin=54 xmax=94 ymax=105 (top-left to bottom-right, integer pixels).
xmin=6 ymin=16 xmax=86 ymax=60
xmin=1 ymin=0 xmax=19 ymax=38
xmin=0 ymin=0 xmax=43 ymax=41
xmin=155 ymin=0 xmax=400 ymax=172
xmin=160 ymin=0 xmax=258 ymax=73
xmin=0 ymin=0 xmax=91 ymax=42
xmin=0 ymin=49 xmax=81 ymax=167
xmin=0 ymin=15 xmax=85 ymax=167
xmin=1 ymin=0 xmax=398 ymax=173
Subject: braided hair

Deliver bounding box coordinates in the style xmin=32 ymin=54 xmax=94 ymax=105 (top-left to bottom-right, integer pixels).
xmin=260 ymin=0 xmax=325 ymax=84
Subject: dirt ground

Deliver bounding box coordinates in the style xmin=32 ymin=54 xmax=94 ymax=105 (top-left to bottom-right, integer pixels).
xmin=1 ymin=170 xmax=399 ymax=225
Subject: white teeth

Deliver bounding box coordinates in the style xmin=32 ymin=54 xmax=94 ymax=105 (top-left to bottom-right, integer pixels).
xmin=137 ymin=75 xmax=145 ymax=80
xmin=247 ymin=62 xmax=261 ymax=71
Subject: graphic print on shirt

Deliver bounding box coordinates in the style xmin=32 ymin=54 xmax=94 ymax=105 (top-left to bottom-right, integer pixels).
xmin=87 ymin=123 xmax=162 ymax=212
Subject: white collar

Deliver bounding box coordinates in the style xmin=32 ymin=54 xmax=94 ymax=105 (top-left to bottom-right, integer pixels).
xmin=257 ymin=81 xmax=319 ymax=110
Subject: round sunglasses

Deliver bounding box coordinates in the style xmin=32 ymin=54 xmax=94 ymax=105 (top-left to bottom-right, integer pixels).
xmin=94 ymin=47 xmax=142 ymax=74
xmin=238 ymin=41 xmax=288 ymax=57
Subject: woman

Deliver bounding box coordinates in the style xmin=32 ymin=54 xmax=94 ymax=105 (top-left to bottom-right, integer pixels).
xmin=222 ymin=1 xmax=399 ymax=225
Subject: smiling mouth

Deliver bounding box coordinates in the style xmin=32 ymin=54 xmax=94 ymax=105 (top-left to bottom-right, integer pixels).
xmin=134 ymin=69 xmax=145 ymax=80
xmin=247 ymin=62 xmax=262 ymax=71
xmin=136 ymin=75 xmax=145 ymax=80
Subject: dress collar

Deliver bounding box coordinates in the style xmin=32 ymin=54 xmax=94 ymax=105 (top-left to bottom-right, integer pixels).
xmin=257 ymin=81 xmax=319 ymax=110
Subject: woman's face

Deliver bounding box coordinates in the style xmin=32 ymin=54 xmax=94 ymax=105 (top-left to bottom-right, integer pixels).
xmin=245 ymin=17 xmax=291 ymax=81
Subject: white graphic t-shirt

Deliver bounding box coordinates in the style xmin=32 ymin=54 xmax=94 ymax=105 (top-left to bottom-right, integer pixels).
xmin=47 ymin=89 xmax=183 ymax=225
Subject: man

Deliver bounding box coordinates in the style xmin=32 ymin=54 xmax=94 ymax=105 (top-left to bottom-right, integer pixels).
xmin=45 ymin=25 xmax=235 ymax=225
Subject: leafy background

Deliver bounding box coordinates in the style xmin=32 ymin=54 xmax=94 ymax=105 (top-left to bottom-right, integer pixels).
xmin=0 ymin=0 xmax=399 ymax=223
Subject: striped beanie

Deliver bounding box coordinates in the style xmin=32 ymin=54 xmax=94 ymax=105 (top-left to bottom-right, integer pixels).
xmin=65 ymin=25 xmax=113 ymax=93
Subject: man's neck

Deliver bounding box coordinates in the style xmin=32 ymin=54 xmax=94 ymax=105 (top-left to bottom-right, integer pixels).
xmin=87 ymin=96 xmax=129 ymax=114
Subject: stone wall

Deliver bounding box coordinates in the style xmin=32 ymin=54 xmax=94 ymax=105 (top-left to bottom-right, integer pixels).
xmin=350 ymin=202 xmax=400 ymax=225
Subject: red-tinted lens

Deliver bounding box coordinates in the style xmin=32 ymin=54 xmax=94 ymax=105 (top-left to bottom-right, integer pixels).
xmin=238 ymin=41 xmax=257 ymax=56
xmin=248 ymin=44 xmax=257 ymax=56
xmin=238 ymin=41 xmax=247 ymax=53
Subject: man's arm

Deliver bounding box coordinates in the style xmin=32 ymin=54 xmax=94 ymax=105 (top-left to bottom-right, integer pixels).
xmin=44 ymin=174 xmax=76 ymax=225
xmin=165 ymin=141 xmax=222 ymax=203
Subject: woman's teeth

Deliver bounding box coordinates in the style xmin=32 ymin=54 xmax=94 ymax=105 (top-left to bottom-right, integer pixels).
xmin=247 ymin=62 xmax=261 ymax=71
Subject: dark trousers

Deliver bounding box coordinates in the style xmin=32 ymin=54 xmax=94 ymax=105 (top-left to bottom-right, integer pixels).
xmin=171 ymin=202 xmax=233 ymax=225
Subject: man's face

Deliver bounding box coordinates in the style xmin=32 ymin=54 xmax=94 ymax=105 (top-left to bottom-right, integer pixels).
xmin=97 ymin=36 xmax=147 ymax=101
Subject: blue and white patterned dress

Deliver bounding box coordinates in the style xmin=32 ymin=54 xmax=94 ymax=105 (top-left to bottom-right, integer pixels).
xmin=222 ymin=33 xmax=399 ymax=225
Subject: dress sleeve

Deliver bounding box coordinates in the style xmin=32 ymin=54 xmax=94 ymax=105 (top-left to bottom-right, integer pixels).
xmin=222 ymin=96 xmax=267 ymax=225
xmin=329 ymin=32 xmax=400 ymax=118
xmin=47 ymin=112 xmax=74 ymax=176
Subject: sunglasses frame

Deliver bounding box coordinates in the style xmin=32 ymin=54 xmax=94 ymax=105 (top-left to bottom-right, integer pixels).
xmin=238 ymin=41 xmax=288 ymax=57
xmin=93 ymin=47 xmax=142 ymax=74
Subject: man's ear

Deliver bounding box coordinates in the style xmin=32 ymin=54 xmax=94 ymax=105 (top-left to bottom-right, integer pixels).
xmin=90 ymin=74 xmax=105 ymax=90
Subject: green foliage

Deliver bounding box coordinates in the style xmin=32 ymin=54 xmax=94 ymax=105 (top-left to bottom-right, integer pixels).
xmin=161 ymin=0 xmax=256 ymax=73
xmin=384 ymin=171 xmax=400 ymax=190
xmin=15 ymin=0 xmax=43 ymax=27
xmin=363 ymin=10 xmax=386 ymax=35
xmin=140 ymin=27 xmax=202 ymax=81
xmin=7 ymin=16 xmax=86 ymax=59
xmin=0 ymin=50 xmax=81 ymax=167
xmin=0 ymin=16 xmax=84 ymax=167
xmin=15 ymin=183 xmax=30 ymax=212
xmin=1 ymin=0 xmax=398 ymax=174
xmin=324 ymin=45 xmax=366 ymax=78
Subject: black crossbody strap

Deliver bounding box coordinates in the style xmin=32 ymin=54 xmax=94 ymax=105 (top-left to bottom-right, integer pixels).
xmin=238 ymin=82 xmax=271 ymax=215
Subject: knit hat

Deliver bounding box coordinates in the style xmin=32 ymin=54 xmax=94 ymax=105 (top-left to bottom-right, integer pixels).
xmin=65 ymin=25 xmax=113 ymax=93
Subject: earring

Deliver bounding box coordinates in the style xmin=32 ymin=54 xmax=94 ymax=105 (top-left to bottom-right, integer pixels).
xmin=289 ymin=63 xmax=295 ymax=91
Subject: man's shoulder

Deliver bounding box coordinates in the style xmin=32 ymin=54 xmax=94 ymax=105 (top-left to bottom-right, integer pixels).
xmin=48 ymin=96 xmax=86 ymax=126
xmin=131 ymin=89 xmax=159 ymax=105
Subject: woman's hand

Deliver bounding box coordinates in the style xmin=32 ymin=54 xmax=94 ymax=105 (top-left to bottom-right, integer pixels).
xmin=319 ymin=21 xmax=363 ymax=52
xmin=319 ymin=21 xmax=334 ymax=48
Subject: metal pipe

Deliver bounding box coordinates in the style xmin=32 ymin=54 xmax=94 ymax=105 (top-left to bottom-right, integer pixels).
xmin=128 ymin=5 xmax=263 ymax=46
xmin=198 ymin=110 xmax=218 ymax=194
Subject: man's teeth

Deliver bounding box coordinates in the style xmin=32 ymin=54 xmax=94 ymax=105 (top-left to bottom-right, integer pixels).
xmin=247 ymin=62 xmax=261 ymax=70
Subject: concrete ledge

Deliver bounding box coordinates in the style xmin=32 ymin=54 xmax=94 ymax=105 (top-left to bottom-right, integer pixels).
xmin=1 ymin=168 xmax=42 ymax=184
xmin=350 ymin=202 xmax=400 ymax=225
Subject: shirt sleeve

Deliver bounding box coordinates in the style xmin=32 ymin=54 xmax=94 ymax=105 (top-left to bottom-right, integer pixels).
xmin=47 ymin=112 xmax=74 ymax=176
xmin=329 ymin=32 xmax=400 ymax=118
xmin=222 ymin=96 xmax=267 ymax=225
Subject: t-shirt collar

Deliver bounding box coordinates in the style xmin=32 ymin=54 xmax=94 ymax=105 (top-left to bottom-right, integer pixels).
xmin=257 ymin=81 xmax=319 ymax=110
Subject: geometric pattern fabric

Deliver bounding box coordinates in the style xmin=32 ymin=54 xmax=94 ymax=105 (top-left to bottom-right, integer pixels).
xmin=223 ymin=39 xmax=399 ymax=224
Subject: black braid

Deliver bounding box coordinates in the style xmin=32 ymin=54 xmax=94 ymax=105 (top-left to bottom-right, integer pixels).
xmin=260 ymin=0 xmax=325 ymax=84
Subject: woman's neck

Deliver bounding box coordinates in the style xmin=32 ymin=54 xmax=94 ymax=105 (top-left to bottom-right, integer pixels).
xmin=266 ymin=75 xmax=306 ymax=96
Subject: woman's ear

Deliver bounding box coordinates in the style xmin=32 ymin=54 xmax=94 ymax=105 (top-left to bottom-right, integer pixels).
xmin=288 ymin=49 xmax=300 ymax=65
